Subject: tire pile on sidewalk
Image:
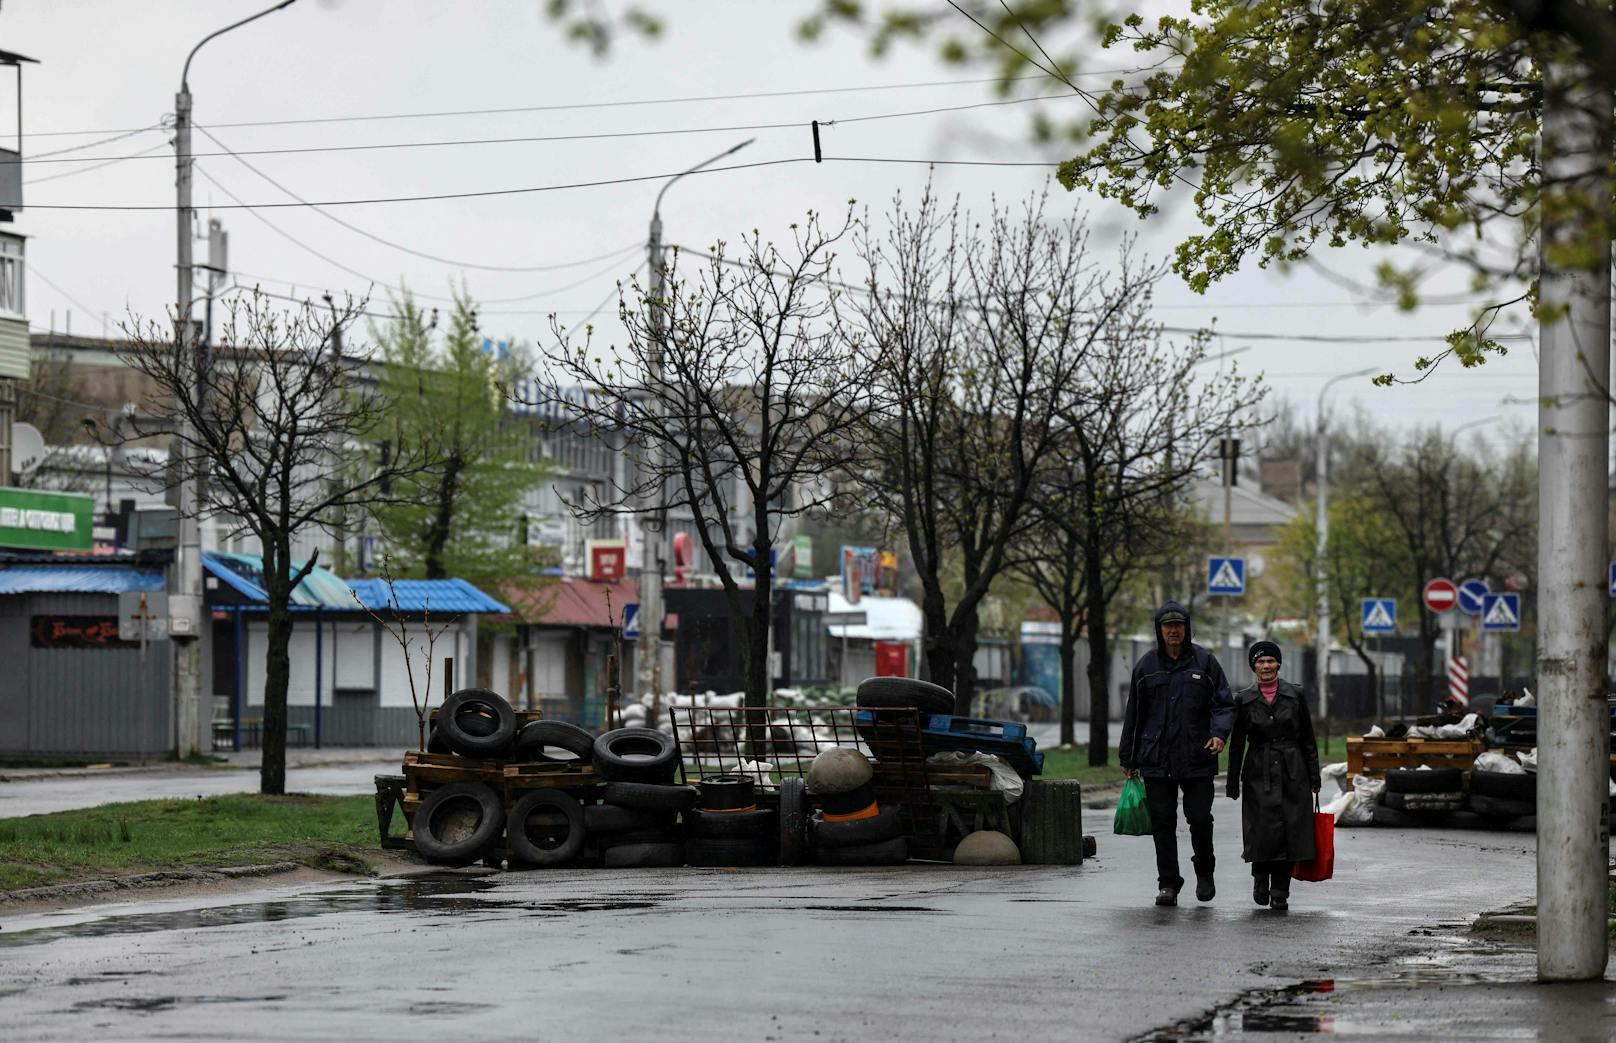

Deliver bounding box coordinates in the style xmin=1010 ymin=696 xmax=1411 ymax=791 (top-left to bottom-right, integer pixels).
xmin=1334 ymin=756 xmax=1615 ymax=833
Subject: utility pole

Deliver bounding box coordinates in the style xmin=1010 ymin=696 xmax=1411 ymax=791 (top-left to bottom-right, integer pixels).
xmin=1314 ymin=368 xmax=1373 ymax=736
xmin=1535 ymin=56 xmax=1612 ymax=983
xmin=172 ymin=1 xmax=298 ymax=759
xmin=637 ymin=138 xmax=753 ymax=702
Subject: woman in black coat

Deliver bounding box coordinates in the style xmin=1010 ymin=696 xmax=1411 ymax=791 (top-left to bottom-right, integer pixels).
xmin=1225 ymin=641 xmax=1321 ymax=910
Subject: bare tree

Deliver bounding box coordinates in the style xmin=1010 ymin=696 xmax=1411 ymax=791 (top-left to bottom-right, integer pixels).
xmin=110 ymin=292 xmax=422 ymax=794
xmin=531 ymin=210 xmax=874 ymax=709
xmin=852 ymin=186 xmax=1144 ymax=712
xmin=1017 ymin=318 xmax=1262 ymax=761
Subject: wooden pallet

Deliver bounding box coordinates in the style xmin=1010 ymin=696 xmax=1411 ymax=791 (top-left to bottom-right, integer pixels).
xmin=503 ymin=761 xmax=598 ymax=791
xmin=873 ymin=762 xmax=994 ymax=790
xmin=1345 ymin=736 xmax=1484 ymax=784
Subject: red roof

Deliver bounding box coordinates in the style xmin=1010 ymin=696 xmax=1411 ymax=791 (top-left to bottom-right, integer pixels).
xmin=500 ymin=575 xmax=639 ymax=629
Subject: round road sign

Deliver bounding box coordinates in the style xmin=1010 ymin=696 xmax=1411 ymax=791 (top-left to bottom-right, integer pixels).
xmin=1423 ymin=578 xmax=1458 ymax=614
xmin=1457 ymin=579 xmax=1489 ymax=616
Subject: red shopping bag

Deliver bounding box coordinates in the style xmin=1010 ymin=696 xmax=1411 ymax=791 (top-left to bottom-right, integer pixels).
xmin=1291 ymin=796 xmax=1334 ymax=882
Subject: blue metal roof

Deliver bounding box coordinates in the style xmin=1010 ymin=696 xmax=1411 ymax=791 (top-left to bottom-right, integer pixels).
xmin=346 ymin=578 xmax=509 ymax=615
xmin=203 ymin=551 xmax=507 ymax=615
xmin=0 ymin=565 xmax=165 ymax=595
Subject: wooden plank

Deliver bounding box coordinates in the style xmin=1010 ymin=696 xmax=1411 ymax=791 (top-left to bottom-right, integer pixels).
xmin=1345 ymin=736 xmax=1485 ymax=784
xmin=874 ymin=763 xmax=992 ymax=789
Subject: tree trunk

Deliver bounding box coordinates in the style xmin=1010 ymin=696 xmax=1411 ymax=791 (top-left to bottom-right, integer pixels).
xmin=1082 ymin=528 xmax=1111 ymax=766
xmin=260 ymin=578 xmax=292 ymax=797
xmin=951 ymin=610 xmax=980 ymax=716
xmin=1058 ymin=627 xmax=1078 ymax=747
xmin=1347 ymin=635 xmax=1379 ymax=724
xmin=424 ymin=451 xmax=463 ymax=580
xmin=920 ymin=583 xmax=955 ymax=694
xmin=1417 ymin=619 xmax=1438 ymax=708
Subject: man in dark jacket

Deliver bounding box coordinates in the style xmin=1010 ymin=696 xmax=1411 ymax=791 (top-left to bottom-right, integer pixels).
xmin=1120 ymin=600 xmax=1235 ymax=906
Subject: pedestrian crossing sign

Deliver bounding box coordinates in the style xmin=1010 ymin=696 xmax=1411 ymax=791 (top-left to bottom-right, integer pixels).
xmin=1361 ymin=598 xmax=1396 ymax=634
xmin=1481 ymin=592 xmax=1521 ymax=633
xmin=1207 ymin=556 xmax=1245 ymax=596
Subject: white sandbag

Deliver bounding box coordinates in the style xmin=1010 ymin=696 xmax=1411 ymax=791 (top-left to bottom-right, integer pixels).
xmin=1364 ymin=725 xmax=1386 ymax=738
xmin=1353 ymin=775 xmax=1386 ymax=804
xmin=1516 ymin=688 xmax=1535 ymax=707
xmin=1475 ymin=750 xmax=1525 ymax=774
xmin=1322 ymin=762 xmax=1349 ymax=781
xmin=1519 ymin=747 xmax=1538 ymax=773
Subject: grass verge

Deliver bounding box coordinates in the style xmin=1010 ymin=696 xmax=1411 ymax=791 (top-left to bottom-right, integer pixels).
xmin=0 ymin=793 xmax=380 ymax=893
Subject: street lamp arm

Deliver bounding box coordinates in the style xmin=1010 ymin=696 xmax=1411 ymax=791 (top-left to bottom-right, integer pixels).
xmin=181 ymin=0 xmax=298 ymax=90
xmin=653 ymin=137 xmax=755 ymax=220
xmin=1315 ymin=367 xmax=1376 ymax=431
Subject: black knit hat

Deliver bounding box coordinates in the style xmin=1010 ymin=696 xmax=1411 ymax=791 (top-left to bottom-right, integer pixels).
xmin=1248 ymin=640 xmax=1282 ymax=668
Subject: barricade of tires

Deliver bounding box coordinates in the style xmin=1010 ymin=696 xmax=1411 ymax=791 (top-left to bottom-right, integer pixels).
xmin=404 ymin=689 xmax=924 ymax=869
xmin=1339 ymin=760 xmax=1614 ymax=833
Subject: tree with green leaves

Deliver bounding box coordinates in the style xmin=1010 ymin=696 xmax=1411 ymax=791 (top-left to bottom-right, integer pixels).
xmin=366 ymin=291 xmax=550 ymax=596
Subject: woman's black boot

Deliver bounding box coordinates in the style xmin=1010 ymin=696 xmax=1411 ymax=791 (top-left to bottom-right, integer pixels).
xmin=1269 ymin=868 xmax=1289 ymax=911
xmin=1252 ymin=873 xmax=1270 ymax=907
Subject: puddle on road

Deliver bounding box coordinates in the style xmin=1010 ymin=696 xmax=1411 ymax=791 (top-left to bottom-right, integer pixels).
xmin=0 ymin=875 xmax=499 ymax=949
xmin=1133 ymin=962 xmax=1538 ymax=1041
xmin=73 ymin=994 xmax=289 ymax=1014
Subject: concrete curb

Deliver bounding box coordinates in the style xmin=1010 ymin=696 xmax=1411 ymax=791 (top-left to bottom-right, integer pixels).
xmin=1 ymin=753 xmax=402 ymax=783
xmin=0 ymin=861 xmax=303 ymax=906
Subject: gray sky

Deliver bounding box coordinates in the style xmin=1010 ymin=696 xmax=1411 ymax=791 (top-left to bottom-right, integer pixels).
xmin=4 ymin=0 xmax=1535 ymax=449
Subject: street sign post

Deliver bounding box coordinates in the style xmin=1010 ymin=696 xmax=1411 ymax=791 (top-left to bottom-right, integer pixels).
xmin=1482 ymin=592 xmax=1522 ymax=632
xmin=1361 ymin=598 xmax=1396 ymax=634
xmin=1207 ymin=557 xmax=1245 ymax=596
xmin=622 ymin=602 xmax=640 ymax=640
xmin=1457 ymin=579 xmax=1489 ymax=616
xmin=1422 ymin=578 xmax=1458 ymax=614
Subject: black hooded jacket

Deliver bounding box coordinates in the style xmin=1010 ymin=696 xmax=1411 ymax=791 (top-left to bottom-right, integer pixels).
xmin=1119 ymin=600 xmax=1235 ymax=779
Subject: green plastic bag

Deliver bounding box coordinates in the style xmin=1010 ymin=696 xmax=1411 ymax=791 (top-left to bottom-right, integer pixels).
xmin=1113 ymin=777 xmax=1153 ymax=836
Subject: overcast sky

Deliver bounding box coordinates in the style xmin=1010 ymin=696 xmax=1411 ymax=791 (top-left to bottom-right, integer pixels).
xmin=2 ymin=0 xmax=1535 ymax=451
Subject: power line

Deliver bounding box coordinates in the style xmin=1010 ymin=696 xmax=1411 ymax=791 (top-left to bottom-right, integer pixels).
xmin=35 ymin=156 xmax=811 ymax=210
xmin=19 ymin=67 xmax=1163 ymax=139
xmin=24 ymin=93 xmax=1075 ymax=169
xmin=25 ymin=141 xmax=169 ymax=186
xmin=196 ymin=124 xmax=642 ymax=274
xmin=30 ymin=124 xmax=163 ymax=158
xmin=29 ymin=264 xmax=103 ymax=319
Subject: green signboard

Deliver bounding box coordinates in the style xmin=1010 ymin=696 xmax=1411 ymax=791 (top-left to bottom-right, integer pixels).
xmin=0 ymin=486 xmax=95 ymax=552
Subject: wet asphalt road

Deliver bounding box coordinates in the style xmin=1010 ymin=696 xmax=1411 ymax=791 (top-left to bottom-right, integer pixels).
xmin=0 ymin=765 xmax=387 ymax=818
xmin=0 ymin=817 xmax=1555 ymax=1042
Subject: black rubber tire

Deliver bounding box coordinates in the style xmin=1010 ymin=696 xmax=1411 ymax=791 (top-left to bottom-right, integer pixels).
xmin=685 ymin=836 xmax=765 ymax=867
xmin=603 ymin=781 xmax=697 ymax=811
xmin=812 ymin=806 xmax=904 ymax=848
xmin=779 ymin=777 xmax=810 ymax=866
xmin=603 ymin=842 xmax=685 ymax=868
xmin=856 ymin=677 xmax=955 ymax=717
xmin=1469 ymin=769 xmax=1536 ymax=802
xmin=438 ymin=688 xmax=517 ymax=758
xmin=1368 ymin=805 xmax=1421 ymax=827
xmin=595 ymin=827 xmax=685 ymax=848
xmin=1468 ymin=793 xmax=1536 ymax=820
xmin=412 ymin=782 xmax=504 ymax=865
xmin=814 ymin=779 xmax=877 ymax=816
xmin=1383 ymin=767 xmax=1464 ymax=794
xmin=688 ymin=808 xmax=775 ymax=839
xmin=698 ymin=774 xmax=757 ymax=811
xmin=426 ymin=725 xmax=450 ymax=755
xmin=593 ymin=727 xmax=679 ymax=783
xmin=513 ymin=720 xmax=595 ymax=762
xmin=1382 ymin=790 xmax=1465 ymax=812
xmin=585 ymin=803 xmax=678 ymax=834
xmin=813 ymin=835 xmax=910 ymax=866
xmin=506 ymin=788 xmax=586 ymax=867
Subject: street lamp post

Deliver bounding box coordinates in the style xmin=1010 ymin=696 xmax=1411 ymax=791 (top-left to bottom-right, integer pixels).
xmin=637 ymin=139 xmax=752 ymax=702
xmin=1314 ymin=367 xmax=1374 ymax=737
xmin=172 ymin=0 xmax=298 ymax=757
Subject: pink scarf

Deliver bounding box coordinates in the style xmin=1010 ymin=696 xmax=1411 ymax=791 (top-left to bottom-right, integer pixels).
xmin=1259 ymin=679 xmax=1279 ymax=704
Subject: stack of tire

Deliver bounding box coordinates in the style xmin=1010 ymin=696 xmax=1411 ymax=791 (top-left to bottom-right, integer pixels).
xmin=1374 ymin=767 xmax=1466 ymax=825
xmin=1466 ymin=768 xmax=1536 ymax=830
xmin=856 ymin=677 xmax=953 ymax=762
xmin=685 ymin=774 xmax=777 ymax=867
xmin=807 ymin=747 xmax=908 ymax=866
xmin=581 ymin=726 xmax=686 ymax=868
xmin=414 ymin=687 xmax=525 ymax=867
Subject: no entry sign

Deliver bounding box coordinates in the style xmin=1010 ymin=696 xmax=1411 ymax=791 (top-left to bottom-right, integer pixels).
xmin=1423 ymin=577 xmax=1458 ymax=614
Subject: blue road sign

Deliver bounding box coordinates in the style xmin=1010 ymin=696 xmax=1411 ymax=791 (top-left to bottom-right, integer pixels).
xmin=1609 ymin=562 xmax=1616 ymax=598
xmin=1361 ymin=598 xmax=1397 ymax=634
xmin=622 ymin=602 xmax=640 ymax=639
xmin=1481 ymin=592 xmax=1521 ymax=633
xmin=1207 ymin=557 xmax=1246 ymax=596
xmin=1457 ymin=579 xmax=1489 ymax=616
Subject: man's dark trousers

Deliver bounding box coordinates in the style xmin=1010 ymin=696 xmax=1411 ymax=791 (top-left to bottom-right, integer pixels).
xmin=1142 ymin=776 xmax=1215 ymax=891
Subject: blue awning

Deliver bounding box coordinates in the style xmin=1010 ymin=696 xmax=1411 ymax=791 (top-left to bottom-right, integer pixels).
xmin=0 ymin=565 xmax=165 ymax=595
